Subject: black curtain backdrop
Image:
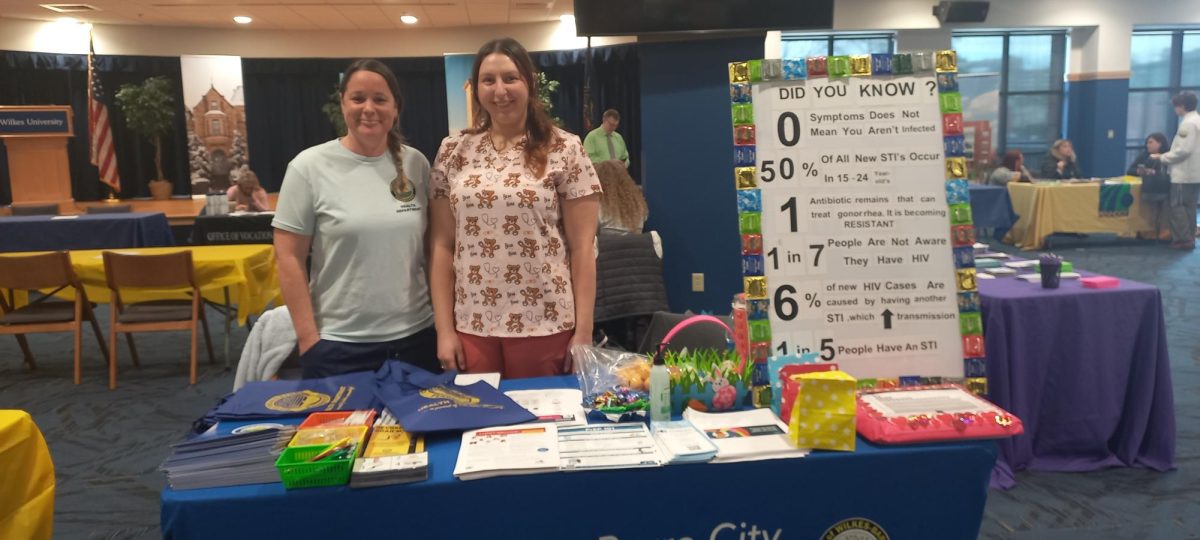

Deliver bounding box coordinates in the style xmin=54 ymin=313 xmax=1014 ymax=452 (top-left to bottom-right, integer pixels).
xmin=0 ymin=50 xmax=189 ymax=205
xmin=1 ymin=46 xmax=640 ymax=201
xmin=242 ymin=57 xmax=448 ymax=192
xmin=531 ymin=44 xmax=641 ymax=182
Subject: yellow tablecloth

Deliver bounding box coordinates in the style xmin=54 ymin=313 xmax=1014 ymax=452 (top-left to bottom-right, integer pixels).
xmin=1004 ymin=178 xmax=1162 ymax=250
xmin=0 ymin=411 xmax=55 ymax=540
xmin=66 ymin=245 xmax=281 ymax=325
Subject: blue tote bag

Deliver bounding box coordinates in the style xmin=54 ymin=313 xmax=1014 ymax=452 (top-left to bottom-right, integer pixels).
xmin=375 ymin=361 xmax=535 ymax=433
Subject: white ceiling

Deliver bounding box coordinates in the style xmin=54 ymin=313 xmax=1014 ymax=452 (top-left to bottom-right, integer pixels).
xmin=0 ymin=0 xmax=574 ymax=30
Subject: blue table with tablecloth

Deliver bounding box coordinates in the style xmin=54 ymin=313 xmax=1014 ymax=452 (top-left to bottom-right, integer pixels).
xmin=969 ymin=183 xmax=1019 ymax=240
xmin=161 ymin=376 xmax=998 ymax=540
xmin=0 ymin=212 xmax=174 ymax=252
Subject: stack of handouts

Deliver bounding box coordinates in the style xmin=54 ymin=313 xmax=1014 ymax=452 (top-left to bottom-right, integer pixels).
xmin=682 ymin=408 xmax=808 ymax=463
xmin=454 ymin=424 xmax=560 ymax=481
xmin=161 ymin=425 xmax=296 ymax=490
xmin=351 ymin=409 xmax=428 ymax=488
xmin=651 ymin=420 xmax=718 ymax=464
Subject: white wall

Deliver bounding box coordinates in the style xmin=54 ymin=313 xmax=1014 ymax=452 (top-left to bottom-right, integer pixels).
xmin=0 ymin=16 xmax=636 ymax=58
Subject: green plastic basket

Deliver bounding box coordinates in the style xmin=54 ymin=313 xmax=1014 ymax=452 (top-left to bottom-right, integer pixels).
xmin=275 ymin=444 xmax=355 ymax=489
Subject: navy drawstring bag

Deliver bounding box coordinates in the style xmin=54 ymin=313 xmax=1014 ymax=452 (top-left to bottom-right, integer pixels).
xmin=374 ymin=361 xmax=535 ymax=433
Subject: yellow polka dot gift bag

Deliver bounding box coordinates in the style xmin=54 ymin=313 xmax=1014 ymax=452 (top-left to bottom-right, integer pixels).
xmin=787 ymin=370 xmax=857 ymax=451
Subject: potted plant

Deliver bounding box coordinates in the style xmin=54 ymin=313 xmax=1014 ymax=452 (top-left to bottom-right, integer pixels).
xmin=115 ymin=76 xmax=176 ymax=200
xmin=536 ymin=72 xmax=564 ymax=128
xmin=322 ymin=86 xmax=347 ymax=136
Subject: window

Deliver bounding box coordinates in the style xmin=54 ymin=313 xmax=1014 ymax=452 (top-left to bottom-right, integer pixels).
xmin=1126 ymin=30 xmax=1200 ymax=165
xmin=210 ymin=119 xmax=223 ymax=136
xmin=781 ymin=33 xmax=895 ymax=59
xmin=953 ymin=31 xmax=1067 ymax=169
xmin=209 ymin=100 xmax=218 ymax=111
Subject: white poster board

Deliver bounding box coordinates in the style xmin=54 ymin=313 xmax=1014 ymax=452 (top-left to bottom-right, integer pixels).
xmin=733 ymin=55 xmax=977 ymax=380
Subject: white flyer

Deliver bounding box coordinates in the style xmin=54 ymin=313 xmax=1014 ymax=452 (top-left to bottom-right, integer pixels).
xmin=557 ymin=424 xmax=662 ymax=471
xmin=504 ymin=388 xmax=587 ymax=427
xmin=682 ymin=408 xmax=808 ymax=463
xmin=453 ymin=424 xmax=559 ymax=481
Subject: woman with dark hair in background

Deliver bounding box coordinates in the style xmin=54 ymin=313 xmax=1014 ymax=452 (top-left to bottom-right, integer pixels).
xmin=272 ymin=59 xmax=438 ymax=378
xmin=1127 ymin=132 xmax=1171 ymax=240
xmin=987 ymin=149 xmax=1034 ymax=186
xmin=429 ymin=38 xmax=602 ymax=378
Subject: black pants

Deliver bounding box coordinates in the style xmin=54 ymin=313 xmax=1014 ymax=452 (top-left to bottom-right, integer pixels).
xmin=299 ymin=326 xmax=439 ymax=378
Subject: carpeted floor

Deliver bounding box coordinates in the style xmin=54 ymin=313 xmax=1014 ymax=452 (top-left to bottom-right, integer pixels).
xmin=1 ymin=235 xmax=1197 ymax=539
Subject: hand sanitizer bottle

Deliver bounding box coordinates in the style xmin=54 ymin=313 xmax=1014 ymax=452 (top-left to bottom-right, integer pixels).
xmin=650 ymin=352 xmax=671 ymax=423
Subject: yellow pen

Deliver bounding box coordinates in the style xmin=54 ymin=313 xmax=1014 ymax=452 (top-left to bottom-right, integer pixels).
xmin=308 ymin=436 xmax=351 ymax=462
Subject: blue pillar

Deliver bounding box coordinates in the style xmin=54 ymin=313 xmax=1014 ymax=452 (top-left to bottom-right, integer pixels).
xmin=1065 ymin=77 xmax=1130 ymax=178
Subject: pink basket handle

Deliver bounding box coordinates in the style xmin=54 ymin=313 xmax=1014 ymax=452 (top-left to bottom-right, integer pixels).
xmin=653 ymin=315 xmax=742 ymax=371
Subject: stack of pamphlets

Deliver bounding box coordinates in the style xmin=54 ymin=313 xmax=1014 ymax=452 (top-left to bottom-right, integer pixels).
xmin=558 ymin=424 xmax=662 ymax=471
xmin=351 ymin=409 xmax=428 ymax=488
xmin=454 ymin=424 xmax=560 ymax=481
xmin=651 ymin=420 xmax=718 ymax=464
xmin=682 ymin=408 xmax=808 ymax=463
xmin=161 ymin=424 xmax=296 ymax=490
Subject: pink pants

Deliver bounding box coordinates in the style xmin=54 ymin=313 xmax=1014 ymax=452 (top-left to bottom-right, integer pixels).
xmin=458 ymin=331 xmax=573 ymax=379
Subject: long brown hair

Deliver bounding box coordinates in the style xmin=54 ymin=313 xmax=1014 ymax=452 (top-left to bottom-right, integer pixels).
xmin=467 ymin=38 xmax=558 ymax=178
xmin=1001 ymin=149 xmax=1023 ymax=171
xmin=595 ymin=160 xmax=647 ymax=232
xmin=340 ymin=59 xmax=411 ymax=197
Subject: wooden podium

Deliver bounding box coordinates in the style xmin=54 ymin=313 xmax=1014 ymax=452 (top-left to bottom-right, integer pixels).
xmin=0 ymin=105 xmax=75 ymax=211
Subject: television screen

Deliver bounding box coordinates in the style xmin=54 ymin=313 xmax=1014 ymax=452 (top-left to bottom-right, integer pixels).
xmin=574 ymin=0 xmax=835 ymax=36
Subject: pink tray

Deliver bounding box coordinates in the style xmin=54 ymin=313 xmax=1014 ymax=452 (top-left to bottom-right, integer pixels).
xmin=1081 ymin=276 xmax=1119 ymax=289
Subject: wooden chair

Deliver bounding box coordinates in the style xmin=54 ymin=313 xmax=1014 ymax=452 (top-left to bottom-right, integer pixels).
xmin=0 ymin=251 xmax=109 ymax=384
xmin=102 ymin=250 xmax=214 ymax=389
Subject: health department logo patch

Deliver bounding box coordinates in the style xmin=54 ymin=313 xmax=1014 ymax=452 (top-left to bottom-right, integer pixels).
xmin=265 ymin=390 xmax=331 ymax=412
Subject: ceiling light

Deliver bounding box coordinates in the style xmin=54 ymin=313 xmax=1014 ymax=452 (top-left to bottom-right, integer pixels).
xmin=56 ymin=16 xmax=79 ymax=24
xmin=233 ymin=16 xmax=252 ymax=24
xmin=560 ymin=14 xmax=575 ymax=24
xmin=400 ymin=14 xmax=418 ymax=24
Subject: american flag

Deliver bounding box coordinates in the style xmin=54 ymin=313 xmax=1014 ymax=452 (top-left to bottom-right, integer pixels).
xmin=88 ymin=33 xmax=121 ymax=192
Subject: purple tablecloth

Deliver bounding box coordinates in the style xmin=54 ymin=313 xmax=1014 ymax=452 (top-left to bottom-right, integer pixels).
xmin=978 ymin=269 xmax=1175 ymax=488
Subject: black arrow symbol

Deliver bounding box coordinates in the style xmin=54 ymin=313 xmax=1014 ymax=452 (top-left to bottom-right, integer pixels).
xmin=882 ymin=309 xmax=893 ymax=330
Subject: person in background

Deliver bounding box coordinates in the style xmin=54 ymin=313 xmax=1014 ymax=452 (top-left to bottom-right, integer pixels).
xmin=583 ymin=109 xmax=630 ymax=167
xmin=227 ymin=170 xmax=270 ymax=212
xmin=429 ymin=38 xmax=601 ymax=379
xmin=272 ymin=59 xmax=438 ymax=378
xmin=1127 ymin=132 xmax=1171 ymax=240
xmin=595 ymin=159 xmax=648 ymax=234
xmin=987 ymin=149 xmax=1034 ymax=186
xmin=1151 ymin=91 xmax=1200 ymax=250
xmin=1039 ymin=139 xmax=1084 ymax=180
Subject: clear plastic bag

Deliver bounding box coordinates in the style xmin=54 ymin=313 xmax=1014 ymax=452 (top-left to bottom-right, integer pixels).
xmin=571 ymin=345 xmax=651 ymax=421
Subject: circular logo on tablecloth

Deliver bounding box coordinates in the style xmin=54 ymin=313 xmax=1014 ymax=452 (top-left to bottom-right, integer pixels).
xmin=265 ymin=390 xmax=331 ymax=412
xmin=821 ymin=518 xmax=889 ymax=540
